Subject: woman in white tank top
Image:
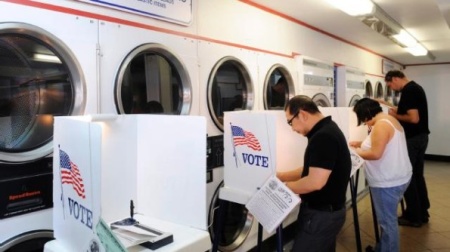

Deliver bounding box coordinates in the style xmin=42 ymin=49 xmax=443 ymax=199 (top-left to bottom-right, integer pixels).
xmin=350 ymin=98 xmax=412 ymax=252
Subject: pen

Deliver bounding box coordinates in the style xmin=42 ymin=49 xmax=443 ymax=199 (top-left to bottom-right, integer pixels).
xmin=130 ymin=200 xmax=134 ymax=220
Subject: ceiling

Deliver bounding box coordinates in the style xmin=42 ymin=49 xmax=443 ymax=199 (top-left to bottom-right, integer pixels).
xmin=250 ymin=0 xmax=450 ymax=66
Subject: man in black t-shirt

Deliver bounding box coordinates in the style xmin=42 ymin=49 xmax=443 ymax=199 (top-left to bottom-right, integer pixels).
xmin=277 ymin=95 xmax=351 ymax=251
xmin=384 ymin=70 xmax=431 ymax=227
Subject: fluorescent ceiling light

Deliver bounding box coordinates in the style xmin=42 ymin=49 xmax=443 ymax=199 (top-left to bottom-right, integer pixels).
xmin=391 ymin=30 xmax=418 ymax=47
xmin=405 ymin=44 xmax=428 ymax=56
xmin=325 ymin=0 xmax=375 ymax=16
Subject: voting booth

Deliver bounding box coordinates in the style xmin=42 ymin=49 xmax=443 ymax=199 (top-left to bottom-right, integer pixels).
xmin=214 ymin=108 xmax=367 ymax=252
xmin=220 ymin=110 xmax=306 ymax=204
xmin=45 ymin=114 xmax=210 ymax=252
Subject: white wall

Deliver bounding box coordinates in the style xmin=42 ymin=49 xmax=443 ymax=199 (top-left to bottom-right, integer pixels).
xmin=196 ymin=0 xmax=446 ymax=156
xmin=405 ymin=65 xmax=450 ymax=156
xmin=14 ymin=0 xmax=446 ymax=155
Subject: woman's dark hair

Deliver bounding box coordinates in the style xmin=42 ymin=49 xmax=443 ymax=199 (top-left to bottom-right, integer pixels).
xmin=353 ymin=98 xmax=382 ymax=126
xmin=285 ymin=95 xmax=320 ymax=115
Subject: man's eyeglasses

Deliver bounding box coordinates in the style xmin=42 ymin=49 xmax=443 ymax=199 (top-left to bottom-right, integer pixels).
xmin=287 ymin=110 xmax=299 ymax=126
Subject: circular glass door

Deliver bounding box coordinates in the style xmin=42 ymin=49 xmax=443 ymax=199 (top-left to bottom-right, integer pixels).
xmin=365 ymin=80 xmax=373 ymax=98
xmin=0 ymin=23 xmax=83 ymax=162
xmin=208 ymin=181 xmax=253 ymax=251
xmin=385 ymin=85 xmax=394 ymax=104
xmin=312 ymin=93 xmax=332 ymax=107
xmin=263 ymin=64 xmax=295 ymax=110
xmin=115 ymin=44 xmax=191 ymax=115
xmin=207 ymin=56 xmax=254 ymax=131
xmin=393 ymin=91 xmax=401 ymax=106
xmin=375 ymin=82 xmax=384 ymax=99
xmin=1 ymin=230 xmax=53 ymax=252
xmin=349 ymin=95 xmax=362 ymax=107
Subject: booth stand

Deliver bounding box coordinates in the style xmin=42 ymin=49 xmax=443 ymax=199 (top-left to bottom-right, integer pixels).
xmin=45 ymin=114 xmax=210 ymax=252
xmin=212 ymin=111 xmax=305 ymax=252
xmin=315 ymin=107 xmax=369 ymax=252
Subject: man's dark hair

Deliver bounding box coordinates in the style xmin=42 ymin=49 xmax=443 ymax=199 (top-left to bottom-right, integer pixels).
xmin=285 ymin=95 xmax=320 ymax=115
xmin=385 ymin=70 xmax=405 ymax=82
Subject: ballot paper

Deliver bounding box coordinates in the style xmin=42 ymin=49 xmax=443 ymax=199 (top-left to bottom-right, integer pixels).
xmin=110 ymin=219 xmax=173 ymax=249
xmin=245 ymin=176 xmax=301 ymax=233
xmin=349 ymin=147 xmax=365 ymax=177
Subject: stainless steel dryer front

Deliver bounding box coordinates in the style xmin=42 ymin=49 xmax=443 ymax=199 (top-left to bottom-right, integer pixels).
xmin=0 ymin=1 xmax=98 ymax=251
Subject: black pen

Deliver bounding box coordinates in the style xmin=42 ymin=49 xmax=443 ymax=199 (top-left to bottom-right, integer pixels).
xmin=130 ymin=200 xmax=134 ymax=221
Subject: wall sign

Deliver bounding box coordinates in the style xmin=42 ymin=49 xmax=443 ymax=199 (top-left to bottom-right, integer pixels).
xmin=382 ymin=59 xmax=395 ymax=74
xmin=75 ymin=0 xmax=192 ymax=26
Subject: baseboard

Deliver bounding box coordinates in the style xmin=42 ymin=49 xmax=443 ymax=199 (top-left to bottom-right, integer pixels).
xmin=425 ymin=154 xmax=450 ymax=162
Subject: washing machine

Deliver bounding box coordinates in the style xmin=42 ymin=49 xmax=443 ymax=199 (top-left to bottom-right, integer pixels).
xmin=385 ymin=84 xmax=395 ymax=105
xmin=364 ymin=78 xmax=374 ymax=99
xmin=198 ymin=41 xmax=260 ymax=252
xmin=372 ymin=78 xmax=385 ymax=100
xmin=346 ymin=69 xmax=366 ymax=107
xmin=393 ymin=90 xmax=401 ymax=106
xmin=257 ymin=53 xmax=297 ymax=111
xmin=336 ymin=66 xmax=366 ymax=107
xmin=98 ymin=20 xmax=198 ymax=116
xmin=0 ymin=1 xmax=98 ymax=250
xmin=297 ymin=56 xmax=335 ymax=107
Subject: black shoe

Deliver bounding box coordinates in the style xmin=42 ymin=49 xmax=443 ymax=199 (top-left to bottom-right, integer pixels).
xmin=365 ymin=245 xmax=375 ymax=252
xmin=422 ymin=217 xmax=429 ymax=223
xmin=398 ymin=216 xmax=422 ymax=227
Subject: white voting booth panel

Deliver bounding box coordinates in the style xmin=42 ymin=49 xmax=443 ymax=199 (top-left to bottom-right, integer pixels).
xmin=48 ymin=115 xmax=210 ymax=252
xmin=220 ymin=110 xmax=306 ymax=243
xmin=221 ymin=110 xmax=307 ymax=204
xmin=320 ymin=107 xmax=369 ymax=199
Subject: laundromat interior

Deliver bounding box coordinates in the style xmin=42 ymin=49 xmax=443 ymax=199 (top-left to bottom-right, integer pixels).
xmin=1 ymin=0 xmax=450 ymax=251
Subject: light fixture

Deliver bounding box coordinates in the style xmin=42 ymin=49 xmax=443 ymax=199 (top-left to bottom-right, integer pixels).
xmin=405 ymin=44 xmax=428 ymax=56
xmin=391 ymin=30 xmax=418 ymax=47
xmin=325 ymin=0 xmax=375 ymax=16
xmin=325 ymin=0 xmax=434 ymax=60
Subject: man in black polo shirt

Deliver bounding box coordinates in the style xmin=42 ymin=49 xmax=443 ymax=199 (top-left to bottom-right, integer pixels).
xmin=277 ymin=95 xmax=351 ymax=251
xmin=384 ymin=70 xmax=431 ymax=227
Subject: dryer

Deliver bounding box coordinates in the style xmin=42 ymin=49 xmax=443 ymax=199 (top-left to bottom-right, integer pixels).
xmin=336 ymin=66 xmax=365 ymax=107
xmin=98 ymin=21 xmax=197 ymax=117
xmin=385 ymin=84 xmax=395 ymax=105
xmin=0 ymin=2 xmax=98 ymax=250
xmin=257 ymin=53 xmax=297 ymax=111
xmin=364 ymin=78 xmax=374 ymax=99
xmin=297 ymin=56 xmax=335 ymax=107
xmin=372 ymin=78 xmax=385 ymax=101
xmin=199 ymin=41 xmax=259 ymax=252
xmin=346 ymin=69 xmax=366 ymax=107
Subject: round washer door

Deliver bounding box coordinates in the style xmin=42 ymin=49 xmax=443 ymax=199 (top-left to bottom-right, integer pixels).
xmin=208 ymin=181 xmax=253 ymax=251
xmin=115 ymin=43 xmax=192 ymax=115
xmin=263 ymin=64 xmax=295 ymax=110
xmin=0 ymin=23 xmax=85 ymax=163
xmin=0 ymin=230 xmax=53 ymax=252
xmin=312 ymin=93 xmax=332 ymax=107
xmin=375 ymin=82 xmax=384 ymax=99
xmin=207 ymin=56 xmax=254 ymax=132
xmin=348 ymin=94 xmax=362 ymax=107
xmin=365 ymin=81 xmax=373 ymax=98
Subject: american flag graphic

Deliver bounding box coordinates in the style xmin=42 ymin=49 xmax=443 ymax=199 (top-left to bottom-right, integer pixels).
xmin=231 ymin=125 xmax=262 ymax=151
xmin=60 ymin=149 xmax=86 ymax=199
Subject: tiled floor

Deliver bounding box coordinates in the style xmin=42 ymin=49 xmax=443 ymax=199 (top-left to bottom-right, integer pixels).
xmin=336 ymin=160 xmax=450 ymax=252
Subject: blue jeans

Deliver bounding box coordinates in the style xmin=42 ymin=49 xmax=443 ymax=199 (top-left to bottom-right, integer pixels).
xmin=370 ymin=182 xmax=409 ymax=252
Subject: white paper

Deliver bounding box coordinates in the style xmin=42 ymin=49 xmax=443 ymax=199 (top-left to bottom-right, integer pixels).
xmin=111 ymin=222 xmax=159 ymax=248
xmin=349 ymin=148 xmax=365 ymax=177
xmin=245 ymin=176 xmax=301 ymax=233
